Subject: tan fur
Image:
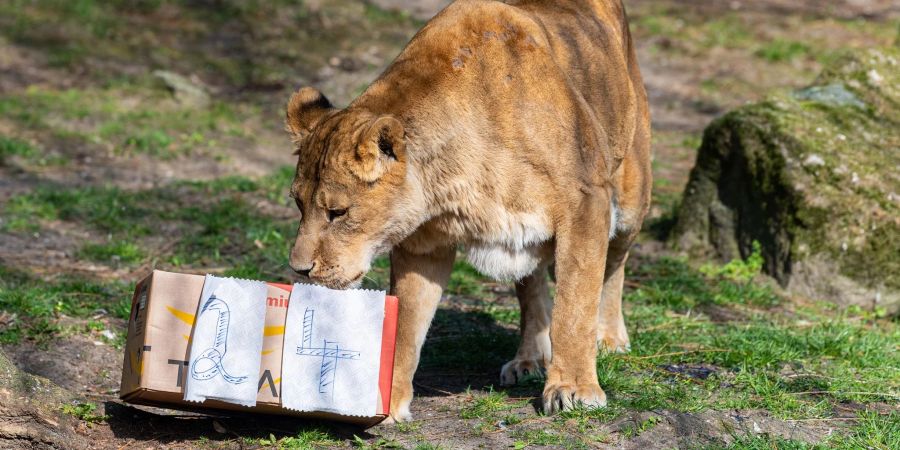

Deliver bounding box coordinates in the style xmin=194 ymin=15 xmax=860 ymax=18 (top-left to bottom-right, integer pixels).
xmin=285 ymin=0 xmax=651 ymax=421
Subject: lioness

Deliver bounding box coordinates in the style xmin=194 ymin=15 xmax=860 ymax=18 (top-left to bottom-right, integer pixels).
xmin=286 ymin=0 xmax=650 ymax=422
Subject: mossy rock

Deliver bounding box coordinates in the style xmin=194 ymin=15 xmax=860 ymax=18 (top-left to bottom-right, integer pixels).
xmin=0 ymin=349 xmax=86 ymax=449
xmin=672 ymin=47 xmax=899 ymax=315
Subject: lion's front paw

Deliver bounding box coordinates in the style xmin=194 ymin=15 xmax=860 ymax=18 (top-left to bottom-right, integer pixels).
xmin=383 ymin=401 xmax=413 ymax=424
xmin=500 ymin=359 xmax=545 ymax=385
xmin=384 ymin=384 xmax=415 ymax=424
xmin=542 ymin=381 xmax=607 ymax=414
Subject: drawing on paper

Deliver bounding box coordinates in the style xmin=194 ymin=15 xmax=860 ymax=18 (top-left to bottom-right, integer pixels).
xmin=190 ymin=294 xmax=249 ymax=384
xmin=295 ymin=308 xmax=361 ymax=399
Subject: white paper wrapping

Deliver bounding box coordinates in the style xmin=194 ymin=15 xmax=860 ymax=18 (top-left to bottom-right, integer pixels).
xmin=281 ymin=284 xmax=385 ymax=416
xmin=183 ymin=275 xmax=267 ymax=407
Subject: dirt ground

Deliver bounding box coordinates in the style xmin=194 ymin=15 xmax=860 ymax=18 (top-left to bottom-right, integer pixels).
xmin=0 ymin=0 xmax=898 ymax=449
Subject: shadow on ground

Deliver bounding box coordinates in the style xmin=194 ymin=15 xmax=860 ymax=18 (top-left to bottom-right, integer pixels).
xmin=104 ymin=401 xmax=376 ymax=444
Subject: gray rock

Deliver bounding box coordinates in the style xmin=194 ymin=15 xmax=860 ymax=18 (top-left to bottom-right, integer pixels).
xmin=793 ymin=83 xmax=866 ymax=108
xmin=152 ymin=70 xmax=210 ymax=108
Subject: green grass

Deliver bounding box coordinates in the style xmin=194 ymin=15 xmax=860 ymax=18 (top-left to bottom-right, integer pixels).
xmin=352 ymin=435 xmax=406 ymax=449
xmin=831 ymin=410 xmax=900 ymax=450
xmin=1 ymin=171 xmax=296 ymax=277
xmin=0 ymin=0 xmax=419 ymax=88
xmin=393 ymin=420 xmax=422 ymax=434
xmin=0 ymin=85 xmax=248 ymax=160
xmin=593 ymin=256 xmax=898 ymax=420
xmin=0 ymin=167 xmax=306 ymax=345
xmin=629 ymin=5 xmax=897 ymax=81
xmin=412 ymin=444 xmax=448 ymax=450
xmin=701 ymin=16 xmax=755 ymax=50
xmin=1 ymin=192 xmax=58 ymax=232
xmin=61 ymin=401 xmax=108 ymax=424
xmin=720 ymin=435 xmax=824 ymax=449
xmin=459 ymin=387 xmax=525 ymax=420
xmin=78 ymin=240 xmax=145 ymax=264
xmin=0 ymin=267 xmax=131 ymax=344
xmin=363 ymin=2 xmax=416 ymax=25
xmin=621 ymin=415 xmax=662 ymax=438
xmin=756 ymin=39 xmax=812 ymax=62
xmin=632 ymin=13 xmax=684 ymax=37
xmin=511 ymin=428 xmax=583 ymax=449
xmin=0 ymin=135 xmax=36 ymax=163
xmin=459 ymin=388 xmax=529 ymax=434
xmin=413 ymin=249 xmax=899 ymax=446
xmin=723 ymin=412 xmax=900 ymax=450
xmin=447 ymin=260 xmax=490 ymax=297
xmin=361 ymin=255 xmax=391 ymax=290
xmin=254 ymin=428 xmax=342 ymax=449
xmin=2 ymin=184 xmax=160 ymax=235
xmin=0 ymin=134 xmax=67 ymax=167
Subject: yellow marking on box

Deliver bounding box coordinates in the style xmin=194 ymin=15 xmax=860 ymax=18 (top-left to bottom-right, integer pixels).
xmin=261 ymin=349 xmax=274 ymax=356
xmin=259 ymin=377 xmax=282 ymax=392
xmin=166 ymin=305 xmax=195 ymax=326
xmin=264 ymin=325 xmax=285 ymax=336
xmin=129 ymin=350 xmax=143 ymax=375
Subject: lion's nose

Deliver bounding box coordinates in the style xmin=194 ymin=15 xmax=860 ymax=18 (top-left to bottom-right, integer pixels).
xmin=293 ymin=262 xmax=315 ymax=278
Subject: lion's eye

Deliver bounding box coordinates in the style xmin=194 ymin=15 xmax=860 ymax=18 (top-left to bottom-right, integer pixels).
xmin=327 ymin=208 xmax=347 ymax=222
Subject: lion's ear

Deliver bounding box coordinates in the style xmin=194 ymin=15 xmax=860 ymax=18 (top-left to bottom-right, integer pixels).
xmin=285 ymin=87 xmax=333 ymax=140
xmin=352 ymin=116 xmax=405 ymax=182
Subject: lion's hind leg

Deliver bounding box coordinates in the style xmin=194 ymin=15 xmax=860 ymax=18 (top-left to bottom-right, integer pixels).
xmin=597 ymin=239 xmax=631 ymax=353
xmin=500 ymin=262 xmax=553 ymax=386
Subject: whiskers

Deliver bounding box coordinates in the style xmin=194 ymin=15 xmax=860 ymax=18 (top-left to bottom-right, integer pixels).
xmin=362 ymin=274 xmax=386 ymax=289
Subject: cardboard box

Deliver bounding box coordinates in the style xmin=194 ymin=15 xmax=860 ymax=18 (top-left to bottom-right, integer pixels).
xmin=120 ymin=270 xmax=398 ymax=427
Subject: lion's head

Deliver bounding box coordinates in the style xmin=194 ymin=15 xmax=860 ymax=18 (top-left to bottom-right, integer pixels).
xmin=285 ymin=87 xmax=413 ymax=289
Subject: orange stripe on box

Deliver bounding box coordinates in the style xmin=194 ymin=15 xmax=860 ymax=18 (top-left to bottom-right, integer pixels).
xmin=267 ymin=282 xmax=293 ymax=292
xmin=379 ymin=296 xmax=399 ymax=416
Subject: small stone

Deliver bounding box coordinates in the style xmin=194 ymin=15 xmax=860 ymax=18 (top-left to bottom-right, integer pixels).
xmin=851 ymin=172 xmax=860 ymax=184
xmin=794 ymin=83 xmax=866 ymax=109
xmin=867 ymin=69 xmax=884 ymax=86
xmin=152 ymin=70 xmax=209 ymax=108
xmin=803 ymin=154 xmax=825 ymax=167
